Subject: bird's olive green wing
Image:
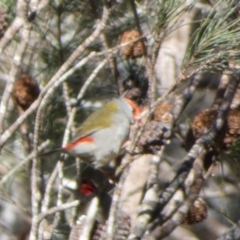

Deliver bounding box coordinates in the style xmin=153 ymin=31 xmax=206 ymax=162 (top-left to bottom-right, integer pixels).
xmin=72 ymin=101 xmax=119 ymax=141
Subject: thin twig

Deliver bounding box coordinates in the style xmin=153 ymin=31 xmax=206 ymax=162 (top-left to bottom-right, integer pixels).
xmin=107 ymin=165 xmax=130 ymax=240
xmin=100 ymin=34 xmax=120 ymax=94
xmin=38 ymin=200 xmax=80 ymax=223
xmin=0 ymin=140 xmax=50 ymax=185
xmin=79 ymin=197 xmax=100 ymax=240
xmin=41 ymin=165 xmax=59 ymax=212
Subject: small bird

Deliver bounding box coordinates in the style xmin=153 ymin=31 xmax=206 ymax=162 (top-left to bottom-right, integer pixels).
xmin=44 ymin=97 xmax=141 ymax=171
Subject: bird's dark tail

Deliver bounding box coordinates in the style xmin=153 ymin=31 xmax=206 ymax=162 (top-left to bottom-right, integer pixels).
xmin=38 ymin=148 xmax=62 ymax=157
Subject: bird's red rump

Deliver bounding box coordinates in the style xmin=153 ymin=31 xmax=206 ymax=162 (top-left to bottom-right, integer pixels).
xmin=63 ymin=136 xmax=94 ymax=149
xmin=80 ymin=180 xmax=96 ymax=196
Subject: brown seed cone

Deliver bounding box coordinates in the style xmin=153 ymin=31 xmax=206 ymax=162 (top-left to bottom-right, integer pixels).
xmin=192 ymin=109 xmax=218 ymax=139
xmin=184 ymin=198 xmax=207 ymax=225
xmin=0 ymin=8 xmax=8 ymax=39
xmin=153 ymin=101 xmax=174 ymax=122
xmin=192 ymin=108 xmax=240 ymax=149
xmin=132 ymin=40 xmax=144 ymax=58
xmin=224 ymin=108 xmax=240 ymax=148
xmin=120 ymin=30 xmax=144 ymax=58
xmin=12 ymin=74 xmax=40 ymax=111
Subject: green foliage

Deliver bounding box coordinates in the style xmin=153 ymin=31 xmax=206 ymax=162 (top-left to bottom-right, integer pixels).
xmin=156 ymin=0 xmax=185 ymax=28
xmin=0 ymin=0 xmax=16 ymax=9
xmin=183 ymin=0 xmax=240 ymax=73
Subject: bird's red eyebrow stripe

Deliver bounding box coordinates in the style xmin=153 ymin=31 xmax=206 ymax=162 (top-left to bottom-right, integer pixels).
xmin=63 ymin=136 xmax=94 ymax=149
xmin=124 ymin=98 xmax=141 ymax=116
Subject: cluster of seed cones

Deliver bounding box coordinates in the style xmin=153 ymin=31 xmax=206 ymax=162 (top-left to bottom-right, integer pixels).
xmin=120 ymin=30 xmax=145 ymax=58
xmin=191 ymin=107 xmax=240 ymax=150
xmin=184 ymin=198 xmax=208 ymax=225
